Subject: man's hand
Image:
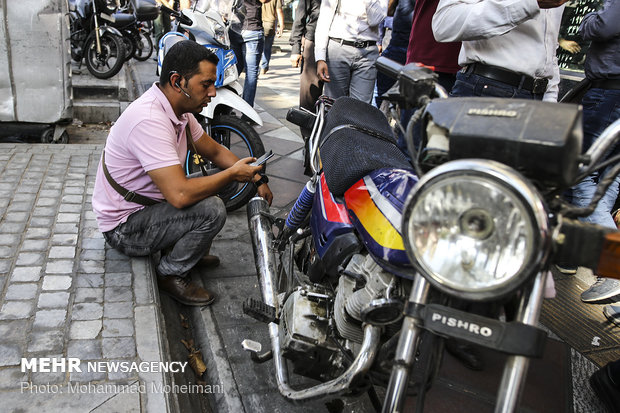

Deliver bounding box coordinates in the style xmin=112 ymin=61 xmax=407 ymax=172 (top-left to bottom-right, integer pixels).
xmin=317 ymin=60 xmax=330 ymax=82
xmin=559 ymin=39 xmax=581 ymax=54
xmin=290 ymin=53 xmax=302 ymax=67
xmin=538 ymin=0 xmax=569 ymax=9
xmin=277 ymin=26 xmax=283 ymax=38
xmin=257 ymin=183 xmax=273 ymax=205
xmin=230 ymin=157 xmax=264 ymax=182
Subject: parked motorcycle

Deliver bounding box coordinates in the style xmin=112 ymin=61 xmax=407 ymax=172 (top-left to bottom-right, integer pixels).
xmin=70 ymin=0 xmax=127 ymax=79
xmin=157 ymin=0 xmax=266 ymax=211
xmin=110 ymin=0 xmax=158 ymax=62
xmin=244 ymin=57 xmax=620 ymax=412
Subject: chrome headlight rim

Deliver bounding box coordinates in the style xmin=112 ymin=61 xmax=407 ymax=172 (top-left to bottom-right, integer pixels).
xmin=402 ymin=159 xmax=550 ymax=301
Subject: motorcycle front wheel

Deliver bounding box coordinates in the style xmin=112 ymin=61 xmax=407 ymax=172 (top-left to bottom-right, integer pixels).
xmin=84 ymin=31 xmax=125 ymax=79
xmin=186 ymin=114 xmax=265 ymax=211
xmin=132 ymin=31 xmax=153 ymax=61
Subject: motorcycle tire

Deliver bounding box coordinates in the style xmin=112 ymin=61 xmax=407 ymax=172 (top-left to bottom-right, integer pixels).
xmin=122 ymin=34 xmax=135 ymax=63
xmin=84 ymin=32 xmax=126 ymax=79
xmin=186 ymin=114 xmax=265 ymax=212
xmin=132 ymin=31 xmax=153 ymax=61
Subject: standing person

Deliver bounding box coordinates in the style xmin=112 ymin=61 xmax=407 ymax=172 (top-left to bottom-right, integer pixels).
xmin=568 ymin=0 xmax=620 ymax=307
xmin=260 ymin=0 xmax=284 ymax=75
xmin=314 ymin=0 xmax=389 ymax=103
xmin=154 ymin=0 xmax=175 ymax=43
xmin=395 ymin=0 xmax=461 ymax=156
xmin=229 ymin=0 xmax=272 ymax=107
xmin=92 ymin=41 xmax=272 ymax=306
xmin=289 ymin=0 xmax=322 ymax=113
xmin=375 ymin=0 xmax=415 ymax=108
xmin=432 ymin=0 xmax=568 ymax=102
xmin=407 ymin=0 xmax=461 ymax=92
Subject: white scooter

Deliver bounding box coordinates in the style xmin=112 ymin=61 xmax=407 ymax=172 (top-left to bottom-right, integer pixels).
xmin=157 ymin=0 xmax=265 ymax=211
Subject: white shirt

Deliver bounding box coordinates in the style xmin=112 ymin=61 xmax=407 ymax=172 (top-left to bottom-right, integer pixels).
xmin=314 ymin=0 xmax=388 ymax=62
xmin=432 ymin=0 xmax=564 ymax=101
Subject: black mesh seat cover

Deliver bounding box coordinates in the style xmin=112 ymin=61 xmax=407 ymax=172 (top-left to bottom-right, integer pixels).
xmin=319 ymin=97 xmax=412 ymax=196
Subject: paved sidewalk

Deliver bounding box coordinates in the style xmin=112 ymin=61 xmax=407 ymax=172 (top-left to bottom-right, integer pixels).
xmin=0 ymin=144 xmax=173 ymax=412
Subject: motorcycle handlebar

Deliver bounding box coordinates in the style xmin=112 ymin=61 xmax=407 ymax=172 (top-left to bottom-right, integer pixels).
xmin=376 ymin=56 xmax=402 ymax=79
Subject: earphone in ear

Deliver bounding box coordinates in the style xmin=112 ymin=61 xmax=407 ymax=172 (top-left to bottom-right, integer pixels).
xmin=169 ymin=71 xmax=192 ymax=99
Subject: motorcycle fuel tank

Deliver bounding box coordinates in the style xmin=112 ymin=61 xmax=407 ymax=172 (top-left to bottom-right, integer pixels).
xmin=344 ymin=168 xmax=419 ymax=278
xmin=309 ymin=174 xmax=362 ymax=278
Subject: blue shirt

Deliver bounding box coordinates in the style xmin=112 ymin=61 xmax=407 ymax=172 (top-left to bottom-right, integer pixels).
xmin=580 ymin=0 xmax=620 ymax=80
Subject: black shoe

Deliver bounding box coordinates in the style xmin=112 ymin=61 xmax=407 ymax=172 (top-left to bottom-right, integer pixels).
xmin=590 ymin=363 xmax=620 ymax=413
xmin=445 ymin=339 xmax=484 ymax=371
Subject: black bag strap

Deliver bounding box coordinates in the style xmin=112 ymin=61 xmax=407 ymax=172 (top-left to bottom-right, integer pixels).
xmin=101 ymin=151 xmax=162 ymax=207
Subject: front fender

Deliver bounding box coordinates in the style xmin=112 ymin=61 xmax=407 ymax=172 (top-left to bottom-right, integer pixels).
xmin=202 ymin=88 xmax=263 ymax=126
xmin=99 ymin=25 xmax=123 ymax=37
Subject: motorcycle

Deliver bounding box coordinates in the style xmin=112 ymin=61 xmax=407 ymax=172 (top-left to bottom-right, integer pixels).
xmin=157 ymin=0 xmax=266 ymax=211
xmin=70 ymin=0 xmax=127 ymax=79
xmin=110 ymin=0 xmax=158 ymax=62
xmin=243 ymin=56 xmax=620 ymax=412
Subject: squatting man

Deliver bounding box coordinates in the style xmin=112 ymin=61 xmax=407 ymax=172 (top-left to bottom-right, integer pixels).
xmin=92 ymin=40 xmax=273 ymax=306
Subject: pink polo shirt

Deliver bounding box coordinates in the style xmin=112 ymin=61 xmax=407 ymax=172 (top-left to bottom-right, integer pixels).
xmin=92 ymin=83 xmax=204 ymax=233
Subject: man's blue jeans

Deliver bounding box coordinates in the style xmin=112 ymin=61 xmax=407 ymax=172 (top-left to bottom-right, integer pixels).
xmin=571 ymin=87 xmax=620 ymax=229
xmin=450 ymin=70 xmax=544 ymax=100
xmin=103 ymin=197 xmax=227 ymax=278
xmin=260 ymin=33 xmax=275 ymax=70
xmin=241 ymin=29 xmax=264 ymax=107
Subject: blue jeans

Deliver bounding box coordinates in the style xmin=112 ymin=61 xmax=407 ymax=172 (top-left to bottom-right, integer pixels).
xmin=570 ymin=87 xmax=620 ymax=229
xmin=103 ymin=197 xmax=227 ymax=277
xmin=260 ymin=33 xmax=275 ymax=70
xmin=450 ymin=70 xmax=544 ymax=100
xmin=241 ymin=29 xmax=264 ymax=107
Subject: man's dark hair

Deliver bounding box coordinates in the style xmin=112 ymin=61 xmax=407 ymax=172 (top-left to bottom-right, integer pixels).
xmin=159 ymin=40 xmax=219 ymax=86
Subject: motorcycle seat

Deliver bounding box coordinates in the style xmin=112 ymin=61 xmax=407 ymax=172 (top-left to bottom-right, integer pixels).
xmin=319 ymin=97 xmax=412 ymax=196
xmin=110 ymin=13 xmax=137 ymax=27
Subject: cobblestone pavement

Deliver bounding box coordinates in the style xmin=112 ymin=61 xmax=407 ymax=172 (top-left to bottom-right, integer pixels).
xmin=0 ymin=145 xmax=171 ymax=412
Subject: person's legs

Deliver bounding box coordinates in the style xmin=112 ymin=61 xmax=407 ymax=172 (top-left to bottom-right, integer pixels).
xmin=375 ymin=45 xmax=407 ymax=106
xmin=103 ymin=197 xmax=227 ymax=277
xmin=349 ymin=46 xmax=379 ymax=104
xmin=323 ymin=40 xmax=353 ymax=99
xmin=571 ymin=88 xmax=620 ymax=302
xmin=241 ymin=29 xmax=264 ymax=106
xmin=260 ymin=33 xmax=275 ymax=71
xmin=299 ymin=39 xmax=322 ymax=113
xmin=229 ymin=29 xmax=245 ymax=74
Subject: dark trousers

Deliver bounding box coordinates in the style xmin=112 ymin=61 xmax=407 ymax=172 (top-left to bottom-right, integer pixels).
xmin=299 ymin=39 xmax=323 ymax=114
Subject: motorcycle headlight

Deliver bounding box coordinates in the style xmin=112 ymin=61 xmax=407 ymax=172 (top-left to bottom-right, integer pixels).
xmin=208 ymin=17 xmax=230 ymax=47
xmin=222 ymin=63 xmax=238 ymax=86
xmin=402 ymin=160 xmax=549 ymax=300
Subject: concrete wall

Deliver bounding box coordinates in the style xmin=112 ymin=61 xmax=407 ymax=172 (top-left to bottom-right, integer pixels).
xmin=0 ymin=0 xmax=72 ymax=123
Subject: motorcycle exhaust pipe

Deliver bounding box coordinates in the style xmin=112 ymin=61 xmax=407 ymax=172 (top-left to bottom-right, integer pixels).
xmin=247 ymin=197 xmax=382 ymax=402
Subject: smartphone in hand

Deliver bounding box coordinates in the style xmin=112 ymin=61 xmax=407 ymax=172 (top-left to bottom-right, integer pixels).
xmin=250 ymin=150 xmax=274 ymax=167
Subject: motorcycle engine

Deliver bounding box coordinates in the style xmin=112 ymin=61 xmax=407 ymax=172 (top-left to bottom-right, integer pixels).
xmin=334 ymin=254 xmax=403 ymax=343
xmin=279 ymin=286 xmax=346 ymax=381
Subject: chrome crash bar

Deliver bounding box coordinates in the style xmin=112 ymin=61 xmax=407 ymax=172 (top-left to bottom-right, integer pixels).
xmin=247 ymin=197 xmax=382 ymax=402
